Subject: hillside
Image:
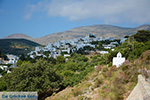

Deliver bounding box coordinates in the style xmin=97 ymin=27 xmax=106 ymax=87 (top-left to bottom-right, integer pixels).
xmin=0 ymin=39 xmax=41 ymax=55
xmin=3 ymin=33 xmax=33 ymax=40
xmin=1 ymin=30 xmax=150 ymax=100
xmin=3 ymin=24 xmax=150 ymax=45
xmin=45 ymin=30 xmax=150 ymax=100
xmin=35 ymin=24 xmax=150 ymax=45
xmin=46 ymin=49 xmax=150 ymax=100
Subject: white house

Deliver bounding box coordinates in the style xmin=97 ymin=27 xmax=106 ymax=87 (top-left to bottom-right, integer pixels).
xmin=6 ymin=54 xmax=18 ymax=65
xmin=103 ymin=44 xmax=116 ymax=49
xmin=35 ymin=47 xmax=41 ymax=51
xmin=113 ymin=52 xmax=125 ymax=68
xmin=110 ymin=42 xmax=118 ymax=45
xmin=100 ymin=51 xmax=109 ymax=54
xmin=120 ymin=38 xmax=127 ymax=43
xmin=0 ymin=65 xmax=8 ymax=71
xmin=64 ymin=54 xmax=71 ymax=58
xmin=7 ymin=70 xmax=11 ymax=73
xmin=46 ymin=43 xmax=52 ymax=49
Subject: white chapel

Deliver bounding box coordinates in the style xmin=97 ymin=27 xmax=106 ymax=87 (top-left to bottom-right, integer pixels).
xmin=113 ymin=52 xmax=125 ymax=68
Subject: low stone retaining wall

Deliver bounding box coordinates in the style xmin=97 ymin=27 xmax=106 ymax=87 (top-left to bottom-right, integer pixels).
xmin=127 ymin=75 xmax=150 ymax=100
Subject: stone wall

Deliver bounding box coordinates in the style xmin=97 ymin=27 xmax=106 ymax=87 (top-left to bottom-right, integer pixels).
xmin=127 ymin=75 xmax=150 ymax=100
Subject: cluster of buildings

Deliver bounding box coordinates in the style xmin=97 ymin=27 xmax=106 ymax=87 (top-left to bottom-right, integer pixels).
xmin=28 ymin=34 xmax=127 ymax=59
xmin=0 ymin=34 xmax=127 ymax=77
xmin=0 ymin=54 xmax=19 ymax=77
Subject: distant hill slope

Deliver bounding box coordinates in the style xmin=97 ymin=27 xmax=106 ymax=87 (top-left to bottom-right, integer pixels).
xmin=3 ymin=24 xmax=150 ymax=45
xmin=3 ymin=33 xmax=33 ymax=40
xmin=0 ymin=39 xmax=41 ymax=55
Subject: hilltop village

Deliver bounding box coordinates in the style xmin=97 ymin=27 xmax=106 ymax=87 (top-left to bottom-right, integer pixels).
xmin=0 ymin=34 xmax=127 ymax=77
xmin=28 ymin=34 xmax=127 ymax=59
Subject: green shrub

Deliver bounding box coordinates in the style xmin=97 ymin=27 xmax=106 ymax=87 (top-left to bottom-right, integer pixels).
xmin=108 ymin=92 xmax=116 ymax=100
xmin=108 ymin=62 xmax=112 ymax=67
xmin=0 ymin=77 xmax=7 ymax=91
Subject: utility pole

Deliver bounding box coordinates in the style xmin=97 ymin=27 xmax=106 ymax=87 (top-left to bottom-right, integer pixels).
xmin=128 ymin=37 xmax=134 ymax=63
xmin=132 ymin=37 xmax=134 ymax=63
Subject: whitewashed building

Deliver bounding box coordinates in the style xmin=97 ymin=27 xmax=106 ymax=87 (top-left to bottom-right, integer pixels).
xmin=7 ymin=70 xmax=11 ymax=73
xmin=0 ymin=65 xmax=8 ymax=71
xmin=6 ymin=54 xmax=18 ymax=64
xmin=120 ymin=38 xmax=127 ymax=43
xmin=35 ymin=46 xmax=41 ymax=51
xmin=113 ymin=52 xmax=125 ymax=68
xmin=64 ymin=54 xmax=71 ymax=58
xmin=100 ymin=51 xmax=109 ymax=54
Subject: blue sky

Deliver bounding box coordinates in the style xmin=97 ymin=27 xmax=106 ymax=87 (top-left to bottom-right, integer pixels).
xmin=0 ymin=0 xmax=150 ymax=38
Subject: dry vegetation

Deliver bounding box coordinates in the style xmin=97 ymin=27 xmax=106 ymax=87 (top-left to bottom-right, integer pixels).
xmin=46 ymin=50 xmax=150 ymax=100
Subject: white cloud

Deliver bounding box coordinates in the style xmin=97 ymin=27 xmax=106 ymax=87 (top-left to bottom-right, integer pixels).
xmin=24 ymin=0 xmax=48 ymax=19
xmin=24 ymin=0 xmax=150 ymax=24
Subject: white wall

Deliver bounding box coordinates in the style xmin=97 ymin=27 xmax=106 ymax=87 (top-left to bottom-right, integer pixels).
xmin=113 ymin=57 xmax=125 ymax=68
xmin=112 ymin=52 xmax=125 ymax=68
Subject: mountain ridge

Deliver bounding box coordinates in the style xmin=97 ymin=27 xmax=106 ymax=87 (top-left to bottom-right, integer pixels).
xmin=3 ymin=33 xmax=33 ymax=40
xmin=3 ymin=24 xmax=150 ymax=45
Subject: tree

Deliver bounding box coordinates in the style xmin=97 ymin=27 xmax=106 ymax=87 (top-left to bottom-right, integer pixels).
xmin=47 ymin=57 xmax=56 ymax=64
xmin=1 ymin=53 xmax=8 ymax=60
xmin=16 ymin=59 xmax=23 ymax=66
xmin=124 ymin=36 xmax=129 ymax=38
xmin=133 ymin=30 xmax=150 ymax=42
xmin=63 ymin=70 xmax=74 ymax=77
xmin=0 ymin=49 xmax=8 ymax=60
xmin=65 ymin=62 xmax=78 ymax=71
xmin=0 ymin=49 xmax=1 ymax=55
xmin=57 ymin=56 xmax=65 ymax=63
xmin=20 ymin=54 xmax=25 ymax=61
xmin=0 ymin=77 xmax=7 ymax=91
xmin=43 ymin=51 xmax=50 ymax=58
xmin=4 ymin=59 xmax=62 ymax=99
xmin=98 ymin=42 xmax=103 ymax=50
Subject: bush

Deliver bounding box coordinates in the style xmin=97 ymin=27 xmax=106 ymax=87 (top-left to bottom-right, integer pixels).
xmin=94 ymin=78 xmax=103 ymax=88
xmin=63 ymin=70 xmax=74 ymax=77
xmin=0 ymin=77 xmax=7 ymax=91
xmin=121 ymin=65 xmax=129 ymax=71
xmin=57 ymin=56 xmax=65 ymax=63
xmin=108 ymin=92 xmax=116 ymax=100
xmin=102 ymin=67 xmax=108 ymax=72
xmin=108 ymin=62 xmax=112 ymax=67
xmin=112 ymin=85 xmax=125 ymax=100
xmin=72 ymin=88 xmax=82 ymax=97
xmin=95 ymin=65 xmax=102 ymax=71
